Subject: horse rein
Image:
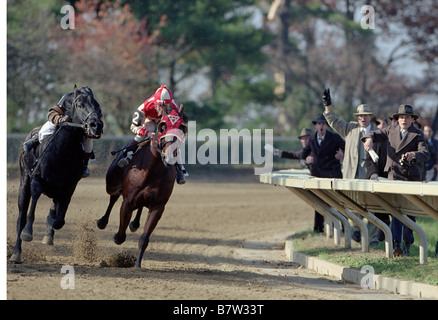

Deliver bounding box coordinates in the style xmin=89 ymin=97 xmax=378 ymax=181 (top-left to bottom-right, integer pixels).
xmin=29 ymin=117 xmax=88 ymax=177
xmin=151 ymin=132 xmax=167 ymax=163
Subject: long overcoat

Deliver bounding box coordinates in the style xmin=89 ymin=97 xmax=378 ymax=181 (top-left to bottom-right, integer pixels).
xmin=324 ymin=110 xmax=378 ymax=179
xmin=364 ymin=124 xmax=430 ymax=181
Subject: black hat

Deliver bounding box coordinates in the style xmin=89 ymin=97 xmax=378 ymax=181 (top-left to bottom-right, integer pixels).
xmin=312 ymin=114 xmax=327 ymax=124
xmin=392 ymin=104 xmax=419 ymax=120
xmin=371 ymin=117 xmax=380 ymax=126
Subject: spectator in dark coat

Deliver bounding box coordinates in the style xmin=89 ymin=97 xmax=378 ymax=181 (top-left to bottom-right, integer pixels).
xmin=274 ymin=128 xmax=313 ymax=161
xmin=300 ymin=114 xmax=345 ymax=178
xmin=300 ymin=114 xmax=345 ymax=233
xmin=363 ymin=105 xmax=430 ymax=255
xmin=423 ymin=125 xmax=438 ymax=181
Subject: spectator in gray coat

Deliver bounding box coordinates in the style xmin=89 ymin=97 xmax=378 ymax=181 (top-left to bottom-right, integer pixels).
xmin=322 ymin=88 xmax=378 ymax=242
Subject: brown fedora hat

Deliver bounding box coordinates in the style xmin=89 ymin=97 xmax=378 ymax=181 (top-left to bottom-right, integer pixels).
xmin=297 ymin=128 xmax=312 ymax=139
xmin=353 ymin=104 xmax=374 ymax=117
xmin=392 ymin=104 xmax=418 ymax=120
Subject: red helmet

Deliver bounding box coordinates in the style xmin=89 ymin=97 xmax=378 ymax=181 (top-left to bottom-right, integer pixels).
xmin=154 ymin=85 xmax=173 ymax=106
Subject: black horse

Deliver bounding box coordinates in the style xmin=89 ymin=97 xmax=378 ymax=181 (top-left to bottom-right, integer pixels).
xmin=9 ymin=85 xmax=104 ymax=264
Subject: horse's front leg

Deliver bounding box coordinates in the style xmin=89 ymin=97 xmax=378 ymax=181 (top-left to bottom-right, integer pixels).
xmin=50 ymin=197 xmax=71 ymax=230
xmin=20 ymin=180 xmax=43 ymax=242
xmin=135 ymin=204 xmax=165 ymax=268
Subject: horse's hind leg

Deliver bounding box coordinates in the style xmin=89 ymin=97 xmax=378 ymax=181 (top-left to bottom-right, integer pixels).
xmin=129 ymin=207 xmax=143 ymax=232
xmin=20 ymin=179 xmax=43 ymax=242
xmin=20 ymin=191 xmax=41 ymax=242
xmin=97 ymin=194 xmax=120 ymax=230
xmin=42 ymin=202 xmax=56 ymax=245
xmin=135 ymin=205 xmax=165 ymax=268
xmin=10 ymin=177 xmax=32 ymax=263
xmin=113 ymin=199 xmax=134 ymax=245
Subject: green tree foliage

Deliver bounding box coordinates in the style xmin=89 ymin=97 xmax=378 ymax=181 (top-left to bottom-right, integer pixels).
xmin=263 ymin=0 xmax=436 ymax=137
xmin=7 ymin=0 xmax=63 ymax=132
xmin=58 ymin=0 xmax=158 ymax=134
xmin=7 ymin=0 xmax=437 ymax=136
xmin=127 ymin=0 xmax=275 ymax=131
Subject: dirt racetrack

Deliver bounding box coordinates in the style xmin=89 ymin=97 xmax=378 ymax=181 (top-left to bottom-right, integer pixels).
xmin=6 ymin=173 xmax=416 ymax=300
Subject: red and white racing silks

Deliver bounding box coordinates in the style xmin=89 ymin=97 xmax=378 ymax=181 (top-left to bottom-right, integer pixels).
xmin=131 ymin=85 xmax=179 ymax=138
xmin=139 ymin=85 xmax=179 ymax=122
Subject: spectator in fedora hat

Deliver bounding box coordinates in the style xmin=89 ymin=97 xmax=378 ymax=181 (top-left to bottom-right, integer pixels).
xmin=299 ymin=113 xmax=345 ymax=233
xmin=300 ymin=114 xmax=344 ymax=178
xmin=322 ymin=89 xmax=378 ymax=179
xmin=363 ymin=104 xmax=430 ymax=255
xmin=322 ymin=88 xmax=378 ymax=243
xmin=371 ymin=117 xmax=380 ymax=127
xmin=274 ymin=128 xmax=313 ymax=160
xmin=376 ymin=117 xmax=388 ymax=129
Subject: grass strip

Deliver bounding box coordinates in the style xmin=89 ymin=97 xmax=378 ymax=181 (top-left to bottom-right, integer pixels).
xmin=291 ymin=218 xmax=438 ymax=285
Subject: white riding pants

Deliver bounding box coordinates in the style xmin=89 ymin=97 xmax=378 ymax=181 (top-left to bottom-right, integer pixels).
xmin=38 ymin=121 xmax=93 ymax=153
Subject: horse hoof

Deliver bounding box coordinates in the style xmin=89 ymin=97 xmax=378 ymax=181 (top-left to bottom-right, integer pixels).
xmin=113 ymin=234 xmax=125 ymax=245
xmin=129 ymin=221 xmax=139 ymax=232
xmin=53 ymin=220 xmax=65 ymax=230
xmin=97 ymin=218 xmax=108 ymax=230
xmin=20 ymin=232 xmax=33 ymax=242
xmin=42 ymin=235 xmax=54 ymax=246
xmin=9 ymin=253 xmax=22 ymax=264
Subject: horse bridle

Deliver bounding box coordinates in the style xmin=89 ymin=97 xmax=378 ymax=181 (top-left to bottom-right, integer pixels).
xmin=151 ymin=127 xmax=170 ymax=164
xmin=151 ymin=119 xmax=187 ymax=165
xmin=67 ymin=95 xmax=100 ymax=136
xmin=29 ymin=93 xmax=99 ymax=177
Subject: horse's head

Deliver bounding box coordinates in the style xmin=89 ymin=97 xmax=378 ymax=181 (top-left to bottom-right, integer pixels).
xmin=65 ymin=85 xmax=104 ymax=139
xmin=155 ymin=105 xmax=188 ymax=166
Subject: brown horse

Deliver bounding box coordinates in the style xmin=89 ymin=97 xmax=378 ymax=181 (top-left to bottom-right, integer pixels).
xmin=97 ymin=106 xmax=187 ymax=268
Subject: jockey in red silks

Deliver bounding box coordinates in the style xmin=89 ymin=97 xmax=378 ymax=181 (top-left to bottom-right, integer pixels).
xmin=117 ymin=85 xmax=188 ymax=184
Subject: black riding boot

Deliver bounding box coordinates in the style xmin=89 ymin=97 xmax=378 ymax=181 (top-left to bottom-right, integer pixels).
xmin=118 ymin=139 xmax=140 ymax=168
xmin=176 ymin=163 xmax=187 ymax=185
xmin=23 ymin=135 xmax=39 ymax=153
